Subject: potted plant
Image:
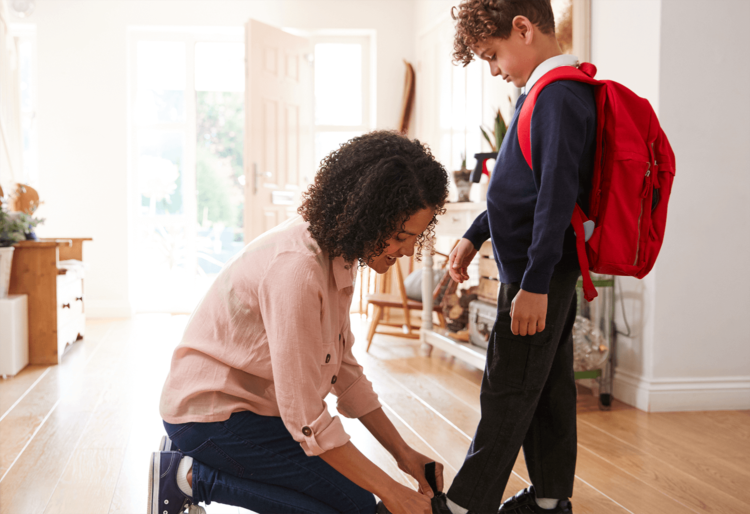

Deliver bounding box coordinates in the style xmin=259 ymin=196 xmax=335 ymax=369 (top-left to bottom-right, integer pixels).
xmin=453 ymin=153 xmax=472 ymax=202
xmin=471 ymin=107 xmax=509 ymax=184
xmin=0 ymin=206 xmax=44 ymax=297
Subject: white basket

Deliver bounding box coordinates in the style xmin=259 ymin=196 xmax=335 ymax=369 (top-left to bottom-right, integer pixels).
xmin=0 ymin=247 xmax=15 ymax=298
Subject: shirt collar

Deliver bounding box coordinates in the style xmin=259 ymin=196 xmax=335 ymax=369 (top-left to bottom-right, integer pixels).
xmin=523 ymin=54 xmax=580 ymax=95
xmin=332 ymin=255 xmax=357 ymax=291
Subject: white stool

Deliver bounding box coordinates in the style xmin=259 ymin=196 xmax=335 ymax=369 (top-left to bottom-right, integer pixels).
xmin=0 ymin=294 xmax=29 ymax=378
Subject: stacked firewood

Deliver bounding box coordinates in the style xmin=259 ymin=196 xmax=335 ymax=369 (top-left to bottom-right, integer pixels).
xmin=442 ymin=286 xmax=479 ymax=339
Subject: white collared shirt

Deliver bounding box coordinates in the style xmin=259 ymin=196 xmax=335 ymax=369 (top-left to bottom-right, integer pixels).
xmin=523 ymin=54 xmax=580 ymax=94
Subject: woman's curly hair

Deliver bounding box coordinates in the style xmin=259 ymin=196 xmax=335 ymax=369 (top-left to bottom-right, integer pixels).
xmin=298 ymin=131 xmax=449 ymax=266
xmin=452 ymin=0 xmax=556 ymax=66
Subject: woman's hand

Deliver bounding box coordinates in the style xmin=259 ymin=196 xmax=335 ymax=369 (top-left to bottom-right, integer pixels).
xmin=356 ymin=408 xmax=443 ymax=512
xmin=448 ymin=238 xmax=478 ymax=283
xmin=382 ymin=483 xmax=433 ymax=514
xmin=396 ymin=448 xmax=444 ymax=496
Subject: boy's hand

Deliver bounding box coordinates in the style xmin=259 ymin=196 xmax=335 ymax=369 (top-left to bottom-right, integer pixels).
xmin=448 ymin=238 xmax=478 ymax=283
xmin=510 ymin=289 xmax=548 ymax=336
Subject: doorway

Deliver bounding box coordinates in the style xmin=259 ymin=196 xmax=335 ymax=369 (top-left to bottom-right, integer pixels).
xmin=129 ymin=29 xmax=245 ymax=313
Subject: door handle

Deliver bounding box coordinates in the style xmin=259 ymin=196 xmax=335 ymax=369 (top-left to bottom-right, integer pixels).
xmin=253 ymin=163 xmax=272 ymax=194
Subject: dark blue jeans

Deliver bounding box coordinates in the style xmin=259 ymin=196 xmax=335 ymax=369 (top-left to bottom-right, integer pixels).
xmin=163 ymin=410 xmax=376 ymax=514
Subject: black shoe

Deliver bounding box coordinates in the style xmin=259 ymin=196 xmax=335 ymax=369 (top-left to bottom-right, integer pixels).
xmin=498 ymin=486 xmax=572 ymax=513
xmin=376 ymin=493 xmax=454 ymax=514
xmin=376 ymin=461 xmax=456 ymax=514
xmin=431 ymin=492 xmax=454 ymax=514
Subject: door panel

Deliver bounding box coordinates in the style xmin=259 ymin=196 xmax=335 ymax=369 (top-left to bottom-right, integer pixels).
xmin=245 ymin=19 xmax=312 ymax=243
xmin=286 ymin=104 xmax=300 ymax=186
xmin=286 ymin=52 xmax=300 ymax=81
xmin=263 ymin=99 xmax=278 ymax=184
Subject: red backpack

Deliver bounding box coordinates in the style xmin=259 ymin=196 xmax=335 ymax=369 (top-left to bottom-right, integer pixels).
xmin=518 ymin=62 xmax=675 ymax=301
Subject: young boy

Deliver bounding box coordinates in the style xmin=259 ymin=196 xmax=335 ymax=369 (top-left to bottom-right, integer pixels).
xmin=446 ymin=1 xmax=597 ymax=513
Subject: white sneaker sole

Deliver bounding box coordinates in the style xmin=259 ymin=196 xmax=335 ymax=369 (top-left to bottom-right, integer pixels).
xmin=159 ymin=435 xmax=173 ymax=452
xmin=147 ymin=452 xmax=160 ymax=514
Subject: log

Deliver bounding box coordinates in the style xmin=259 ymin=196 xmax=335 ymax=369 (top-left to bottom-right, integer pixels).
xmin=443 ymin=293 xmax=460 ymax=308
xmin=451 ymin=330 xmax=470 ymax=342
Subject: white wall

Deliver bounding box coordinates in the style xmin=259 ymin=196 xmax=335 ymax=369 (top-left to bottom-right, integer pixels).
xmin=651 ymin=0 xmax=750 ymax=407
xmin=593 ymin=0 xmax=750 ymax=411
xmin=591 ymin=0 xmax=662 ymax=403
xmin=18 ymin=0 xmax=416 ymax=317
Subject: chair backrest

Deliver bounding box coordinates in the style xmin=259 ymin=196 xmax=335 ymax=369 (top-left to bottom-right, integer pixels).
xmin=393 ymin=251 xmax=454 ymax=310
xmin=393 ymin=259 xmax=413 ymax=311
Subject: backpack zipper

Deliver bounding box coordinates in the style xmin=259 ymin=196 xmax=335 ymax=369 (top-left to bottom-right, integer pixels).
xmin=634 ymin=163 xmax=651 ymax=265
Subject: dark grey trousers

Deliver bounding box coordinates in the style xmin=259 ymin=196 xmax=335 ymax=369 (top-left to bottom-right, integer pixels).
xmin=447 ymin=270 xmax=580 ymax=514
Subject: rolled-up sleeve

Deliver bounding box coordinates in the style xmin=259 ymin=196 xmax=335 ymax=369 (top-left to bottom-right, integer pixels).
xmin=258 ymin=252 xmax=351 ymax=456
xmin=333 ymin=316 xmax=381 ymax=419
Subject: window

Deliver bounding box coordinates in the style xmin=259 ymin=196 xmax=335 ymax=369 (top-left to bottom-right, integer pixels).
xmin=311 ymin=35 xmax=374 ymax=166
xmin=129 ymin=28 xmax=245 ymax=313
xmin=11 ymin=25 xmax=37 ymax=187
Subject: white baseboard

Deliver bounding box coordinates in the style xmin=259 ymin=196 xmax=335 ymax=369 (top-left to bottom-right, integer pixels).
xmin=614 ymin=368 xmax=750 ymax=412
xmin=86 ymin=299 xmax=133 ymax=319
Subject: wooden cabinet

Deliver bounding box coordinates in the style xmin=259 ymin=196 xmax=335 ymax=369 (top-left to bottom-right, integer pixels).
xmin=8 ymin=238 xmax=91 ymax=364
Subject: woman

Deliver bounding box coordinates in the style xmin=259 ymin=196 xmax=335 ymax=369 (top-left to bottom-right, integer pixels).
xmin=150 ymin=131 xmax=450 ymax=514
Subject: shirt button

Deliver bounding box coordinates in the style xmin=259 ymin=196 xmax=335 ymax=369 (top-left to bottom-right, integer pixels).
xmin=331 ymin=375 xmax=337 ymax=384
xmin=325 ymin=354 xmax=331 ymax=363
xmin=302 ymin=426 xmax=312 ymax=437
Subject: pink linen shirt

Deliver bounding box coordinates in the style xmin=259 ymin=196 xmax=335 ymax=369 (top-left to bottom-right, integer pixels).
xmin=160 ymin=216 xmax=382 ymax=456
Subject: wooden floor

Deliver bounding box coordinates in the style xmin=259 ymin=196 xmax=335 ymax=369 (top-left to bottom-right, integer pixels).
xmin=1 ymin=315 xmax=748 ymax=514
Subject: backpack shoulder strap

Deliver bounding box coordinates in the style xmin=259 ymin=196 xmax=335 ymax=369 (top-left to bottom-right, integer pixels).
xmin=517 ymin=63 xmax=601 ymax=301
xmin=518 ymin=63 xmax=599 ymax=169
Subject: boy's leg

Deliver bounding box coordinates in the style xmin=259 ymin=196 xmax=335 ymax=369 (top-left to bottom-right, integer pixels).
xmin=164 ymin=411 xmax=377 ymax=514
xmin=522 ymin=299 xmax=578 ymax=500
xmin=446 ymin=271 xmax=579 ymax=514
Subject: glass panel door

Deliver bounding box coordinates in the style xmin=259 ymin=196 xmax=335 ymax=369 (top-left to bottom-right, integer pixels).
xmin=131 ymin=34 xmax=244 ymax=313
xmin=195 ymin=42 xmax=245 ymax=275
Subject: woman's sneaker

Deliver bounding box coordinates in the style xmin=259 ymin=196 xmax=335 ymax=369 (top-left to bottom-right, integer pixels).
xmin=147 ymin=451 xmax=205 ymax=514
xmin=159 ymin=435 xmax=173 ymax=451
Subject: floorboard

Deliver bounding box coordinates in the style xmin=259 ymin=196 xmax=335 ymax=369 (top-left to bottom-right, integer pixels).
xmin=0 ymin=314 xmax=747 ymax=514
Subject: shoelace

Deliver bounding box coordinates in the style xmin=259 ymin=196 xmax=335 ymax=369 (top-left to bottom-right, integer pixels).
xmin=186 ymin=504 xmax=206 ymax=514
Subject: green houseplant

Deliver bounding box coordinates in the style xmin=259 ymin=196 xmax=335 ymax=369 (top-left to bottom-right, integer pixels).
xmin=0 ymin=206 xmax=44 ymax=297
xmin=0 ymin=208 xmax=23 ymax=297
xmin=471 ymin=106 xmax=509 ymax=185
xmin=0 ymin=207 xmax=43 ymax=246
xmin=479 ymin=107 xmax=508 ymax=153
xmin=0 ymin=208 xmax=28 ymax=247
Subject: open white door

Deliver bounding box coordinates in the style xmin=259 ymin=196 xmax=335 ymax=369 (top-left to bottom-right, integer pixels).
xmin=244 ymin=20 xmax=313 ymax=242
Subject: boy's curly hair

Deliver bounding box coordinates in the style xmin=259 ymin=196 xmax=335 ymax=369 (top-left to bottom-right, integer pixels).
xmin=452 ymin=0 xmax=556 ymax=66
xmin=298 ymin=131 xmax=449 ymax=266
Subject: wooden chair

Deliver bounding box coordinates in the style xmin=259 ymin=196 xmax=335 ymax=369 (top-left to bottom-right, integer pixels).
xmin=365 ymin=251 xmax=452 ymax=352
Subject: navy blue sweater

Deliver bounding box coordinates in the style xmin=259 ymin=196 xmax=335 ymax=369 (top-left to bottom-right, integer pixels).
xmin=464 ymin=81 xmax=597 ymax=294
